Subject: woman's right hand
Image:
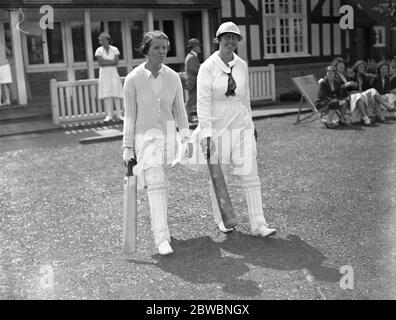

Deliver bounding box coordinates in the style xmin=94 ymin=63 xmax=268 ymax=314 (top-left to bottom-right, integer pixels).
xmin=123 ymin=147 xmax=136 ymax=165
xmin=200 ymin=137 xmax=215 ymax=159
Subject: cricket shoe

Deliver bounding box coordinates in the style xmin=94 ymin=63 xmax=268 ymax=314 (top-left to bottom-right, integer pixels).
xmin=217 ymin=221 xmax=234 ymax=233
xmin=251 ymin=224 xmax=276 ymax=238
xmin=158 ymin=240 xmax=173 ymax=255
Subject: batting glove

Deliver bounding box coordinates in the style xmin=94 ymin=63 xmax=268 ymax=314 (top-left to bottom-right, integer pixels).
xmin=123 ymin=147 xmax=136 ymax=165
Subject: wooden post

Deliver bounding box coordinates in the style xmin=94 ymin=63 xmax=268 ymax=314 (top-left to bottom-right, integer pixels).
xmin=201 ymin=10 xmax=211 ymax=59
xmin=269 ymin=64 xmax=276 ymax=101
xmin=50 ymin=79 xmax=60 ymax=125
xmin=10 ymin=10 xmax=27 ymax=105
xmin=147 ymin=10 xmax=154 ymax=31
xmin=84 ymin=10 xmax=94 ymax=79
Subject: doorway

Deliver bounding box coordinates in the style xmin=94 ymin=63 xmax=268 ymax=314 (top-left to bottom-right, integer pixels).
xmin=351 ymin=27 xmax=370 ymax=61
xmin=183 ymin=11 xmax=203 ymax=63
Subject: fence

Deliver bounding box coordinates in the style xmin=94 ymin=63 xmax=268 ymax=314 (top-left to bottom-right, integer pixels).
xmin=50 ymin=65 xmax=276 ymax=125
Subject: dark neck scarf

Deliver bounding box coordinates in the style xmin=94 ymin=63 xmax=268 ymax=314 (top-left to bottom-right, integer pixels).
xmin=225 ymin=66 xmax=237 ymax=97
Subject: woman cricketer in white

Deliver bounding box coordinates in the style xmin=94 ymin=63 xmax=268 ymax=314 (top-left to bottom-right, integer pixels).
xmin=95 ymin=32 xmax=123 ymax=121
xmin=122 ymin=31 xmax=190 ymax=255
xmin=197 ymin=22 xmax=276 ymax=237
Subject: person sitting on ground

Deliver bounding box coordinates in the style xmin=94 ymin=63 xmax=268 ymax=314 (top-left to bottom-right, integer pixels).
xmin=370 ymin=61 xmax=396 ymax=116
xmin=316 ymin=66 xmax=349 ymax=129
xmin=350 ymin=60 xmax=395 ymax=123
xmin=332 ymin=57 xmax=372 ymax=125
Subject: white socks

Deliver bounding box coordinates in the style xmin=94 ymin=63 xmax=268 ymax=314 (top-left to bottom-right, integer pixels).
xmin=145 ymin=167 xmax=170 ymax=246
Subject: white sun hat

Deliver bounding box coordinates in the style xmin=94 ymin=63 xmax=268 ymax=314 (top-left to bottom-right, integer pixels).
xmin=215 ymin=22 xmax=243 ymax=40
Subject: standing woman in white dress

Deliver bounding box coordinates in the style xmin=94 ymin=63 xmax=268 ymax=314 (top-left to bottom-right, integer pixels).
xmin=95 ymin=32 xmax=123 ymax=121
xmin=196 ymin=22 xmax=276 ymax=237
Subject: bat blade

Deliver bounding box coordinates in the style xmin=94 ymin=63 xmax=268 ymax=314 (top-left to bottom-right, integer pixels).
xmin=206 ymin=138 xmax=237 ymax=229
xmin=123 ymin=161 xmax=137 ymax=254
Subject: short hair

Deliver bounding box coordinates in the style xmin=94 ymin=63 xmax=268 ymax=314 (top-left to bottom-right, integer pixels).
xmin=376 ymin=61 xmax=390 ymax=74
xmin=352 ymin=60 xmax=367 ymax=73
xmin=332 ymin=57 xmax=346 ymax=69
xmin=98 ymin=32 xmax=112 ymax=43
xmin=138 ymin=30 xmax=170 ymax=56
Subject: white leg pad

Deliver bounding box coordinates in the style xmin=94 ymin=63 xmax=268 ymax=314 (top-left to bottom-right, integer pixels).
xmin=240 ymin=175 xmax=268 ymax=230
xmin=145 ymin=167 xmax=170 ymax=246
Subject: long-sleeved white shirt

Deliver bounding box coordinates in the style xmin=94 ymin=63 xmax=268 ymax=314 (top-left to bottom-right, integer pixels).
xmin=123 ymin=62 xmax=190 ymax=148
xmin=197 ymin=51 xmax=252 ymax=138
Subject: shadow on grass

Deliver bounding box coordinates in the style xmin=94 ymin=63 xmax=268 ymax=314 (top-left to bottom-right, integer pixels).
xmin=128 ymin=233 xmax=340 ymax=297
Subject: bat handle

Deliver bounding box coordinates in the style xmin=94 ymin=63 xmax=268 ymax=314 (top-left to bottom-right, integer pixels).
xmin=127 ymin=158 xmax=137 ymax=177
xmin=206 ymin=137 xmax=211 ymax=159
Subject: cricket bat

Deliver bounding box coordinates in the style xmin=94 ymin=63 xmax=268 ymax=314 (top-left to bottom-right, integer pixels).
xmin=206 ymin=137 xmax=237 ymax=229
xmin=123 ymin=158 xmax=137 ymax=254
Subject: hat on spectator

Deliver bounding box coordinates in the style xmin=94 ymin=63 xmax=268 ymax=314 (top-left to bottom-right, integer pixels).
xmin=325 ymin=65 xmax=336 ymax=72
xmin=216 ymin=22 xmax=243 ymax=40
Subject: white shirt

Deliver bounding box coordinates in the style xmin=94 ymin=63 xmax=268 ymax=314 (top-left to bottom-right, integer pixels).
xmin=123 ymin=62 xmax=189 ymax=148
xmin=197 ymin=51 xmax=251 ymax=138
xmin=94 ymin=45 xmax=120 ymax=62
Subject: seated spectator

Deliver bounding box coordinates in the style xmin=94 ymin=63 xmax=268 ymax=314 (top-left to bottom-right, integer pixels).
xmin=332 ymin=57 xmax=372 ymax=125
xmin=351 ymin=60 xmax=395 ymax=122
xmin=316 ymin=66 xmax=349 ymax=129
xmin=370 ymin=61 xmax=396 ymax=115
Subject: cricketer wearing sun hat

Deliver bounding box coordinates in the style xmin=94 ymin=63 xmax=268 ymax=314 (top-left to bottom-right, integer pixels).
xmin=190 ymin=21 xmax=277 ymax=237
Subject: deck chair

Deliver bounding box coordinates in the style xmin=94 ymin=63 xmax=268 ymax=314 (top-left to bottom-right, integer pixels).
xmin=292 ymin=75 xmax=322 ymax=124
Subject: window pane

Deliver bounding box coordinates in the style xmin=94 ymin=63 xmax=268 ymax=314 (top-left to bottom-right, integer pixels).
xmin=280 ymin=19 xmax=290 ymax=53
xmin=108 ymin=21 xmax=123 ymax=60
xmin=3 ymin=23 xmax=12 ymax=55
xmin=71 ymin=22 xmax=86 ymax=62
xmin=163 ymin=20 xmax=176 ymax=57
xmin=91 ymin=21 xmax=105 ymax=58
xmin=47 ymin=22 xmax=64 ymax=63
xmin=294 ymin=18 xmax=304 ymax=52
xmin=26 ymin=22 xmax=44 ymax=64
xmin=279 ymin=0 xmax=289 ymax=14
xmin=154 ymin=20 xmax=159 ymax=30
xmin=130 ymin=21 xmax=144 ymax=59
xmin=292 ymin=0 xmax=303 ymax=14
xmin=265 ymin=18 xmax=277 ymax=54
xmin=264 ymin=0 xmax=275 ymax=14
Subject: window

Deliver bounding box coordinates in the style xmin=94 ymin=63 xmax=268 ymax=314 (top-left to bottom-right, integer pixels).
xmin=2 ymin=23 xmax=12 ymax=56
xmin=263 ymin=0 xmax=307 ymax=58
xmin=373 ymin=26 xmax=386 ymax=48
xmin=46 ymin=22 xmax=64 ymax=63
xmin=25 ymin=21 xmax=65 ymax=65
xmin=26 ymin=22 xmax=45 ymax=64
xmin=130 ymin=21 xmax=144 ymax=59
xmin=71 ymin=22 xmax=86 ymax=62
xmin=108 ymin=21 xmax=123 ymax=60
xmin=91 ymin=21 xmax=124 ymax=60
xmin=154 ymin=19 xmax=177 ymax=57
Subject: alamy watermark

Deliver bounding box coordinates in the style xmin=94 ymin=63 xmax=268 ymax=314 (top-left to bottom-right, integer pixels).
xmin=339 ymin=265 xmax=354 ymax=290
xmin=15 ymin=5 xmax=54 ymax=34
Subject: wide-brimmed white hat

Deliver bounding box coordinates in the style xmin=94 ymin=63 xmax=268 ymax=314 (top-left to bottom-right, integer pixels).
xmin=215 ymin=22 xmax=242 ymax=40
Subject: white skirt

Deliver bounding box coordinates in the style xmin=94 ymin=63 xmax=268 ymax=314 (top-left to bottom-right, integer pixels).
xmin=0 ymin=64 xmax=12 ymax=84
xmin=98 ymin=66 xmax=123 ymax=99
xmin=349 ymin=88 xmax=378 ymax=122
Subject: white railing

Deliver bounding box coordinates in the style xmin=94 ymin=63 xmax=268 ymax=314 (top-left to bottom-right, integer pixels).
xmin=50 ymin=77 xmax=125 ymax=125
xmin=50 ymin=65 xmax=276 ymax=125
xmin=249 ymin=65 xmax=276 ymax=102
